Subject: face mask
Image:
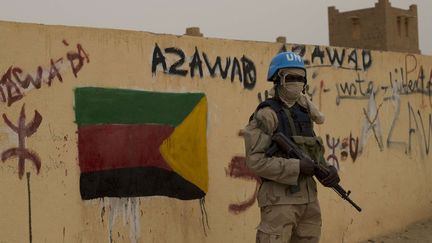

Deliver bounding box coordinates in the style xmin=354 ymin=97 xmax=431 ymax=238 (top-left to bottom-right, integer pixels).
xmin=277 ymin=82 xmax=304 ymax=107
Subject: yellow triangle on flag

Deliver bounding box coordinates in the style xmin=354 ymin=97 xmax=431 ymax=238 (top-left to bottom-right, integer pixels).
xmin=159 ymin=97 xmax=208 ymax=193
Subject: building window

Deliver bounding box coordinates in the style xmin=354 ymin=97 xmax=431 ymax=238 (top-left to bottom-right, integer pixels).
xmin=351 ymin=17 xmax=360 ymax=40
xmin=397 ymin=16 xmax=401 ymax=37
xmin=405 ymin=17 xmax=409 ymax=37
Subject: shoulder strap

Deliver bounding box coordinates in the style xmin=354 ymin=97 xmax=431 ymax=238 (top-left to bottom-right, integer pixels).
xmin=283 ymin=108 xmax=297 ymax=136
xmin=252 ymin=100 xmax=302 ymax=193
xmin=251 ymin=98 xmax=291 ymax=137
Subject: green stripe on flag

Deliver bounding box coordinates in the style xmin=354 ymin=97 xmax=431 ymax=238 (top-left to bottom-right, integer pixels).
xmin=75 ymin=87 xmax=205 ymax=126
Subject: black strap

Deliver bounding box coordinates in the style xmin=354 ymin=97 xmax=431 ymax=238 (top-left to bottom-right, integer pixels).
xmin=253 ymin=98 xmax=292 ymax=138
xmin=252 ymin=99 xmax=300 ymax=193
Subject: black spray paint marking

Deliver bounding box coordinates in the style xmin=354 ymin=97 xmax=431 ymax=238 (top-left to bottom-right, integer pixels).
xmin=335 ymin=73 xmax=378 ymax=105
xmin=165 ymin=47 xmax=188 ymax=76
xmin=388 ymin=54 xmax=432 ymax=102
xmin=295 ymin=46 xmax=372 ymax=71
xmin=27 ymin=172 xmax=32 ymax=243
xmin=151 ymin=43 xmax=257 ymax=89
xmin=417 ymin=110 xmax=432 ymax=155
xmin=408 ymin=102 xmax=432 ymax=156
xmin=291 ymin=45 xmax=311 ymax=65
xmin=326 ymin=135 xmax=340 ymax=170
xmin=203 ymin=53 xmax=230 ymax=78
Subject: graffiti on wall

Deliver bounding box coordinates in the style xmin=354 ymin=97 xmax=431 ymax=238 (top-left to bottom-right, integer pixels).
xmin=1 ymin=104 xmax=42 ymax=243
xmin=226 ymin=131 xmax=261 ymax=214
xmin=0 ymin=41 xmax=89 ymax=107
xmin=359 ymin=91 xmax=384 ymax=153
xmin=75 ymin=87 xmax=208 ymax=200
xmin=75 ymin=87 xmax=210 ymax=240
xmin=2 ymin=104 xmax=42 ymax=179
xmin=335 ymin=73 xmax=377 ymax=105
xmin=151 ymin=43 xmax=257 ymax=89
xmin=226 ymin=156 xmax=261 ymax=214
xmin=407 ymin=102 xmax=432 ymax=156
xmin=326 ymin=133 xmax=359 ymax=169
xmin=283 ymin=44 xmax=373 ymax=71
xmin=227 ymin=45 xmax=375 ymax=213
xmin=230 ymin=47 xmax=432 ymax=214
xmin=299 ymin=49 xmax=432 ymax=157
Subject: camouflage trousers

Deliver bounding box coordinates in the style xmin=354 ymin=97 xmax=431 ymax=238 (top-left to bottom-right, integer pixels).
xmin=256 ymin=200 xmax=321 ymax=243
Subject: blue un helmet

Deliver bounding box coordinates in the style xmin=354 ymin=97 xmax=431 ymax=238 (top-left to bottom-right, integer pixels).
xmin=267 ymin=52 xmax=307 ymax=84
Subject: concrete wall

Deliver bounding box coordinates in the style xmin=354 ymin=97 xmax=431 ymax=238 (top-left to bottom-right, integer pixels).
xmin=0 ymin=20 xmax=431 ymax=243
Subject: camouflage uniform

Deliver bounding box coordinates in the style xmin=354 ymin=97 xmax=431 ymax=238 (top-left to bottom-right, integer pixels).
xmin=244 ymin=103 xmax=326 ymax=243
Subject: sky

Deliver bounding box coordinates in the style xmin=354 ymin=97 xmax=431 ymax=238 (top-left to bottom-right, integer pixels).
xmin=0 ymin=0 xmax=430 ymax=55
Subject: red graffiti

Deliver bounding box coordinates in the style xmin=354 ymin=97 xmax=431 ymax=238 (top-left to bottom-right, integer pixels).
xmin=0 ymin=41 xmax=90 ymax=107
xmin=2 ymin=104 xmax=42 ymax=179
xmin=226 ymin=156 xmax=260 ymax=181
xmin=349 ymin=132 xmax=359 ymax=162
xmin=326 ymin=133 xmax=359 ymax=165
xmin=0 ymin=67 xmax=23 ymax=106
xmin=67 ymin=44 xmax=90 ymax=78
xmin=226 ymin=156 xmax=261 ymax=214
xmin=340 ymin=138 xmax=349 ymax=161
xmin=326 ymin=135 xmax=340 ymax=170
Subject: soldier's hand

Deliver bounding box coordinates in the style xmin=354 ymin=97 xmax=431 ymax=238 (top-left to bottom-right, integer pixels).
xmin=319 ymin=166 xmax=340 ymax=187
xmin=299 ymin=157 xmax=315 ymax=176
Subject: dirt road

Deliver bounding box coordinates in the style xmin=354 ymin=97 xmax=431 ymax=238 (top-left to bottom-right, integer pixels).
xmin=360 ymin=219 xmax=432 ymax=243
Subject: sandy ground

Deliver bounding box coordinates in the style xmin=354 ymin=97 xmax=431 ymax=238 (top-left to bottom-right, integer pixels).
xmin=360 ymin=219 xmax=432 ymax=243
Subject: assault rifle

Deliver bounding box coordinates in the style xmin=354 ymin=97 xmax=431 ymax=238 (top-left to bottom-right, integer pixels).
xmin=269 ymin=132 xmax=362 ymax=212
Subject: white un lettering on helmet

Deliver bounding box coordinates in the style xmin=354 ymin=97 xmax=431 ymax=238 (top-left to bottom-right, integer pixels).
xmin=285 ymin=53 xmax=302 ymax=62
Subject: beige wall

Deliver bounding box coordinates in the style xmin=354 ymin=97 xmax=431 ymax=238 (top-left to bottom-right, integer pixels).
xmin=0 ymin=20 xmax=431 ymax=243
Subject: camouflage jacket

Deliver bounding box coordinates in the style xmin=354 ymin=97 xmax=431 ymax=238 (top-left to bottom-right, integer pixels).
xmin=243 ymin=105 xmax=326 ymax=207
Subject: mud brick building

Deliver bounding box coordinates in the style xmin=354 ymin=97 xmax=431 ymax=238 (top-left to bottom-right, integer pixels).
xmin=328 ymin=0 xmax=420 ymax=53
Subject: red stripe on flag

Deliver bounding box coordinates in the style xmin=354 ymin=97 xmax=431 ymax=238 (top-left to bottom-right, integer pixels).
xmin=78 ymin=124 xmax=174 ymax=173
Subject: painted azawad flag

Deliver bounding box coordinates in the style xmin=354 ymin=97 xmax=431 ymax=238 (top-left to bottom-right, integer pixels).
xmin=74 ymin=87 xmax=208 ymax=200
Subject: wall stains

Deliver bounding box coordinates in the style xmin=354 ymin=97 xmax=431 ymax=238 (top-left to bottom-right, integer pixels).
xmin=101 ymin=198 xmax=141 ymax=243
xmin=62 ymin=226 xmax=65 ymax=243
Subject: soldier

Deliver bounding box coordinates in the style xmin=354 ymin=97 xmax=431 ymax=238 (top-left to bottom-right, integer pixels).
xmin=243 ymin=51 xmax=340 ymax=243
